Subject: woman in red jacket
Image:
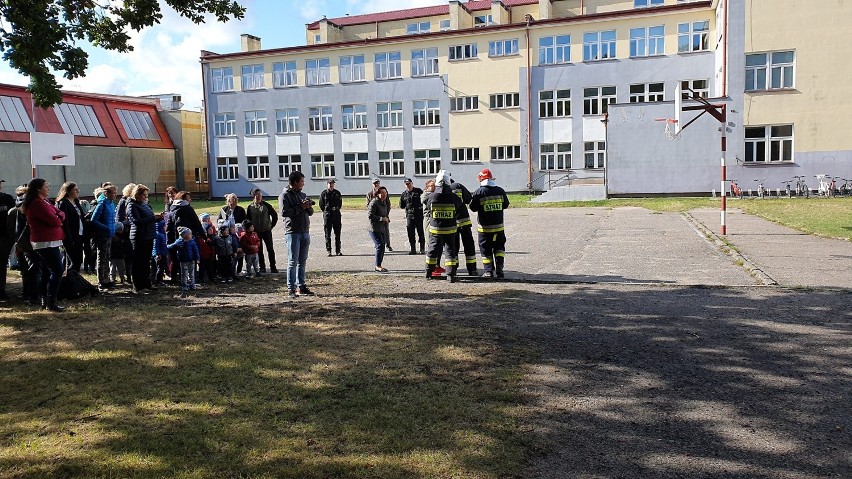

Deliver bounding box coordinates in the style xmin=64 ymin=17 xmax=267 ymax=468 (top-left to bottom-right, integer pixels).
xmin=21 ymin=178 xmax=66 ymax=312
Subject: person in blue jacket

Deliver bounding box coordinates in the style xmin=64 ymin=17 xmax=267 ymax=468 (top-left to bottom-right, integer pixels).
xmin=167 ymin=227 xmax=200 ymax=291
xmin=89 ymin=183 xmax=117 ymax=291
xmin=151 ymin=219 xmax=168 ymax=285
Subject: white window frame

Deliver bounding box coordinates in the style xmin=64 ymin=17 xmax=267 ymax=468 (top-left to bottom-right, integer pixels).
xmin=540 ymin=143 xmax=572 ymax=170
xmin=377 ymin=102 xmax=403 ymax=129
xmin=413 ymin=99 xmax=440 ymax=126
xmin=449 ymin=43 xmax=478 ymax=61
xmin=241 ymin=64 xmax=264 ymax=90
xmin=634 ymin=0 xmax=664 ymax=7
xmin=414 ymin=149 xmax=441 ymax=176
xmin=440 ymin=20 xmax=451 ymax=31
xmin=489 ymin=39 xmax=519 ymax=57
xmin=630 ymin=26 xmax=664 ymax=57
xmin=489 ymin=92 xmax=520 ymax=110
xmin=339 ymin=55 xmax=366 ymax=83
xmin=744 ymin=125 xmax=794 ymax=163
xmin=246 ymin=156 xmax=270 ymax=181
xmin=491 ymin=145 xmax=522 ymax=161
xmin=342 ymin=104 xmax=368 ymax=130
xmin=584 ymin=141 xmax=606 ymax=169
xmin=539 ymin=35 xmax=571 ymax=65
xmin=374 ymin=52 xmax=402 ymax=80
xmin=216 ymin=157 xmax=239 ymax=181
xmin=539 ymin=89 xmax=571 ymax=118
xmin=344 ymin=152 xmax=370 ymax=178
xmin=406 ymin=21 xmax=431 ymax=35
xmin=244 ymin=110 xmax=267 ymax=136
xmin=629 ymin=82 xmax=664 ymax=103
xmin=746 ymin=51 xmax=795 ymax=91
xmin=275 ymin=109 xmax=299 ymax=134
xmin=311 ymin=154 xmax=336 ymax=179
xmin=583 ymin=30 xmax=617 ymax=61
xmin=450 ymin=96 xmax=479 ymax=112
xmin=194 ymin=167 xmax=208 ymax=184
xmin=451 ymin=147 xmax=480 ymax=163
xmin=306 ymin=58 xmax=331 ymax=86
xmin=378 ymin=151 xmax=405 ymax=176
xmin=211 ymin=67 xmax=234 ymax=93
xmin=278 ymin=155 xmax=302 ymax=179
xmin=678 ymin=21 xmax=710 ymax=53
xmin=214 ymin=112 xmax=236 ymax=137
xmin=308 ymin=106 xmax=333 ymax=132
xmin=411 ymin=48 xmax=439 ymax=77
xmin=583 ymin=86 xmax=616 ymax=115
xmin=53 ymin=103 xmax=104 ymax=137
xmin=474 ymin=15 xmax=493 ymax=27
xmin=681 ymin=79 xmax=709 ymax=99
xmin=272 ymin=61 xmax=297 ymax=88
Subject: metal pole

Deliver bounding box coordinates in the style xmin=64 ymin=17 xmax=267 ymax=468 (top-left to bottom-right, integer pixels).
xmin=720 ymin=106 xmax=727 ymax=236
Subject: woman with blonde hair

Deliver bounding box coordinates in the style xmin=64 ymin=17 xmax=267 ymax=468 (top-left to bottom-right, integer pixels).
xmin=126 ymin=184 xmax=161 ymax=293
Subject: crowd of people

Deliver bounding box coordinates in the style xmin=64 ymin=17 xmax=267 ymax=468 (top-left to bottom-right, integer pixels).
xmin=0 ymin=167 xmax=508 ymax=311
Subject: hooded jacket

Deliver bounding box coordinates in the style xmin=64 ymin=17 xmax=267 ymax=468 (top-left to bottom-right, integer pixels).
xmin=167 ymin=200 xmax=204 ymax=243
xmin=89 ymin=192 xmax=116 ymax=238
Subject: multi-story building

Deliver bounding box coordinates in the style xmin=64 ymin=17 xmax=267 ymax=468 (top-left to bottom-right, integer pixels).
xmin=200 ymin=0 xmax=850 ymax=199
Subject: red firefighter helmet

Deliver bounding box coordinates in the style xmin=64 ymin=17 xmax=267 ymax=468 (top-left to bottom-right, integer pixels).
xmin=477 ymin=168 xmax=494 ymax=182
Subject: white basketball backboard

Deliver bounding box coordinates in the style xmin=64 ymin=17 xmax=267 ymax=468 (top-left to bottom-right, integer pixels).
xmin=30 ymin=132 xmax=75 ymax=166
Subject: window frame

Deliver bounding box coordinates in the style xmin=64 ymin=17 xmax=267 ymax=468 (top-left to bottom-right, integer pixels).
xmin=539 ymin=35 xmax=571 ymax=65
xmin=378 ymin=151 xmax=406 ymax=176
xmin=339 ymin=54 xmax=366 ymax=83
xmin=449 ymin=96 xmax=479 ymax=113
xmin=489 ymin=92 xmax=520 ymax=110
xmin=308 ymin=106 xmax=333 ymax=132
xmin=216 ymin=157 xmax=239 ymax=181
xmin=277 ymin=155 xmax=302 ymax=179
xmin=241 ymin=64 xmax=265 ymax=91
xmin=413 ymin=99 xmax=440 ymax=127
xmin=214 ymin=112 xmax=236 ymax=137
xmin=272 ymin=61 xmax=297 ymax=88
xmin=374 ymin=51 xmax=402 ymax=80
xmin=211 ymin=67 xmax=234 ymax=93
xmin=584 ymin=141 xmax=606 ymax=169
xmin=491 ymin=145 xmax=522 ymax=161
xmin=310 ymin=154 xmax=336 ymax=179
xmin=634 ymin=0 xmax=664 ymax=7
xmin=306 ymin=58 xmax=331 ymax=86
xmin=629 ymin=82 xmax=665 ymax=103
xmin=746 ymin=50 xmax=795 ymax=91
xmin=244 ymin=110 xmax=267 ymax=136
xmin=539 ymin=143 xmax=572 ymax=170
xmin=449 ymin=43 xmax=478 ymax=61
xmin=583 ymin=30 xmax=617 ymax=61
xmin=376 ymin=102 xmax=404 ymax=129
xmin=583 ymin=86 xmax=616 ymax=115
xmin=489 ymin=39 xmax=519 ymax=57
xmin=342 ymin=104 xmax=368 ymax=130
xmin=539 ymin=89 xmax=571 ymax=118
xmin=246 ymin=155 xmax=270 ymax=181
xmin=406 ymin=21 xmax=431 ymax=35
xmin=413 ymin=149 xmax=441 ymax=176
xmin=275 ymin=108 xmax=300 ymax=134
xmin=343 ymin=152 xmax=370 ymax=178
xmin=744 ymin=125 xmax=794 ymax=163
xmin=411 ymin=47 xmax=439 ymax=77
xmin=678 ymin=21 xmax=710 ymax=53
xmin=451 ymin=147 xmax=480 ymax=163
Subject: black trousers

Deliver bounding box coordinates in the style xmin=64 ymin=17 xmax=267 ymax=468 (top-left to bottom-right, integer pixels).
xmin=478 ymin=231 xmax=506 ymax=274
xmin=406 ymin=215 xmax=425 ymax=251
xmin=257 ymin=230 xmax=276 ymax=270
xmin=457 ymin=225 xmax=477 ymax=273
xmin=324 ymin=213 xmax=342 ymax=253
xmin=0 ymin=236 xmax=12 ymax=293
xmin=130 ymin=238 xmax=153 ymax=291
xmin=425 ymin=232 xmax=459 ymax=276
xmin=63 ymin=238 xmax=84 ymax=272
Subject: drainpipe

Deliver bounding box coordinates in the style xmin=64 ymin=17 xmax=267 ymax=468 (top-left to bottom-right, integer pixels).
xmin=722 ymin=0 xmax=728 ymax=96
xmin=199 ymin=59 xmax=214 ymax=200
xmin=525 ymin=15 xmax=534 ymax=192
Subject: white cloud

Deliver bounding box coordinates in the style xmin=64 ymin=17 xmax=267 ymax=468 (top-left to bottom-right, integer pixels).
xmin=298 ymin=0 xmax=327 ymax=22
xmin=64 ymin=64 xmax=128 ymax=95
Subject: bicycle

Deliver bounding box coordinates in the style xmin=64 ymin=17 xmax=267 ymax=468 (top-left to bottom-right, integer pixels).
xmin=793 ymin=176 xmax=809 ymax=198
xmin=839 ymin=178 xmax=852 ymax=196
xmin=753 ymin=178 xmax=768 ymax=199
xmin=729 ymin=179 xmax=743 ymax=199
xmin=781 ymin=180 xmax=793 ymax=198
xmin=815 ymin=174 xmax=831 ymax=197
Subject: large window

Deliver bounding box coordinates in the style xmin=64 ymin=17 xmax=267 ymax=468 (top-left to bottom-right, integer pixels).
xmin=451 ymin=148 xmax=480 ymax=163
xmin=344 ymin=152 xmax=370 ymax=177
xmin=489 ymin=39 xmax=519 ymax=57
xmin=539 ymin=35 xmax=571 ymax=65
xmin=377 ymin=102 xmax=403 ymax=128
xmin=630 ymin=26 xmax=665 ymax=57
xmin=629 ymin=83 xmax=664 ymax=103
xmin=339 ymin=55 xmax=366 ymax=83
xmin=406 ymin=21 xmax=431 ymax=35
xmin=278 ymin=155 xmax=302 ymax=179
xmin=678 ymin=21 xmax=710 ymax=52
xmin=246 ymin=156 xmax=270 ymax=181
xmin=311 ymin=154 xmax=335 ymax=178
xmin=214 ymin=112 xmax=236 ymax=137
xmin=584 ymin=141 xmax=606 ymax=169
xmin=308 ymin=106 xmax=333 ymax=132
xmin=450 ymin=96 xmax=479 ymax=112
xmin=411 ymin=48 xmax=439 ymax=77
xmin=342 ymin=104 xmax=367 ymax=130
xmin=216 ymin=157 xmax=238 ymax=181
xmin=54 ymin=103 xmax=105 ymax=137
xmin=449 ymin=43 xmax=478 ymax=61
xmin=539 ymin=89 xmax=571 ymax=118
xmin=211 ymin=67 xmax=234 ymax=93
xmin=681 ymin=79 xmax=709 ymax=99
xmin=491 ymin=145 xmax=521 ymax=161
xmin=273 ymin=62 xmax=297 ymax=88
xmin=306 ymin=58 xmax=331 ymax=86
xmin=378 ymin=151 xmax=405 ymax=176
xmin=275 ymin=109 xmax=299 ymax=134
xmin=194 ymin=167 xmax=208 ymax=184
xmin=746 ymin=51 xmax=795 ymax=91
xmin=583 ymin=86 xmax=616 ymax=115
xmin=634 ymin=0 xmax=664 ymax=6
xmin=745 ymin=125 xmax=793 ymax=163
xmin=244 ymin=110 xmax=267 ymax=135
xmin=116 ymin=109 xmax=160 ymax=140
xmin=583 ymin=30 xmax=616 ymax=61
xmin=489 ymin=92 xmax=520 ymax=109
xmin=540 ymin=143 xmax=571 ymax=170
xmin=241 ymin=64 xmax=264 ymax=90
xmin=413 ymin=100 xmax=440 ymax=126
xmin=414 ymin=150 xmax=441 ymax=175
xmin=374 ymin=52 xmax=402 ymax=80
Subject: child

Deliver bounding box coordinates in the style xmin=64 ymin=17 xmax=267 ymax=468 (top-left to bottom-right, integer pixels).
xmin=151 ymin=219 xmax=168 ymax=285
xmin=199 ymin=212 xmax=214 ymax=233
xmin=213 ymin=225 xmax=235 ymax=282
xmin=167 ymin=226 xmax=200 ymax=291
xmin=110 ymin=222 xmax=129 ymax=284
xmin=197 ymin=223 xmax=217 ymax=283
xmin=229 ymin=225 xmax=243 ymax=280
xmin=239 ymin=220 xmax=261 ymax=277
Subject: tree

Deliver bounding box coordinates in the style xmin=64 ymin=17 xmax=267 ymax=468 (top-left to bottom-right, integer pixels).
xmin=0 ymin=0 xmax=245 ymax=107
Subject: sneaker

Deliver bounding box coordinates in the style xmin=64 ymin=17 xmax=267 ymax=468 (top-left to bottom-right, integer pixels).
xmin=480 ymin=271 xmax=494 ymax=279
xmin=408 ymin=249 xmax=417 ymax=255
xmin=260 ymin=268 xmax=267 ymax=273
xmin=336 ymin=251 xmax=342 ymax=256
xmin=297 ymin=287 xmax=315 ymax=296
xmin=327 ymin=251 xmax=333 ymax=257
xmin=496 ymin=271 xmax=505 ymax=279
xmin=434 ymin=266 xmax=446 ymax=274
xmin=386 ymin=245 xmax=393 ymax=252
xmin=447 ymin=274 xmax=457 ymax=283
xmin=270 ymin=267 xmax=279 ymax=273
xmin=287 ymin=289 xmax=297 ymax=299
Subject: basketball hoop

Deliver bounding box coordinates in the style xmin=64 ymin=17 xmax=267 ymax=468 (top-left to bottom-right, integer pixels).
xmin=655 ymin=118 xmax=681 ymax=141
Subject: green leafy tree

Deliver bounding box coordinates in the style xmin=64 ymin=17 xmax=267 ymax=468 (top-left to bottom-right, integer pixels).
xmin=0 ymin=0 xmax=245 ymax=107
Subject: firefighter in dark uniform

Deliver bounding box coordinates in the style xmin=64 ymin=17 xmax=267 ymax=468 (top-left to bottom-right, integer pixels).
xmin=450 ymin=179 xmax=478 ymax=276
xmin=424 ymin=170 xmax=463 ymax=282
xmin=318 ymin=178 xmax=343 ymax=256
xmin=398 ymin=177 xmax=425 ymax=255
xmin=469 ymin=168 xmax=510 ymax=278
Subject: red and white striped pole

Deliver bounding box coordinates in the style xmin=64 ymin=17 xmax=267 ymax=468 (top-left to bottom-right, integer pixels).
xmin=720 ymin=106 xmax=727 ymax=236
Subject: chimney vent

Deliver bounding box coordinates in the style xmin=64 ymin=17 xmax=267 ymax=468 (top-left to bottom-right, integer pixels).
xmin=240 ymin=34 xmax=262 ymax=52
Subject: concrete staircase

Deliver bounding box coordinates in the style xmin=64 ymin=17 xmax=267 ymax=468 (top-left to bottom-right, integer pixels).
xmin=530 ymin=177 xmax=607 ymax=202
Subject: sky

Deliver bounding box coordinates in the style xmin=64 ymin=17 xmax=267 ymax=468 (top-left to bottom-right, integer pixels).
xmin=0 ymin=0 xmax=444 ymax=110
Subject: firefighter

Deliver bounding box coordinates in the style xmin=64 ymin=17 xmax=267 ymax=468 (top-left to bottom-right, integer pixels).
xmin=318 ymin=178 xmax=343 ymax=256
xmin=424 ymin=170 xmax=463 ymax=282
xmin=450 ymin=179 xmax=477 ymax=276
xmin=399 ymin=177 xmax=425 ymax=254
xmin=469 ymin=168 xmax=509 ymax=278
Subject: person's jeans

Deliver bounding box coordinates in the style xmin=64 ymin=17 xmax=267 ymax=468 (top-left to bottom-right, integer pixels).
xmin=285 ymin=232 xmax=310 ymax=291
xmin=35 ymin=246 xmax=64 ymax=300
xmin=93 ymin=236 xmax=112 ymax=286
xmin=369 ymin=230 xmax=386 ymax=268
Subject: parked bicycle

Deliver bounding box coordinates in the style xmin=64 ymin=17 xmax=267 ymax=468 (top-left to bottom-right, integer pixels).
xmin=729 ymin=179 xmax=743 ymax=199
xmin=753 ymin=178 xmax=768 ymax=198
xmin=793 ymin=176 xmax=809 ymax=198
xmin=782 ymin=179 xmax=793 ymax=198
xmin=839 ymin=178 xmax=852 ymax=196
xmin=815 ymin=174 xmax=832 ymax=197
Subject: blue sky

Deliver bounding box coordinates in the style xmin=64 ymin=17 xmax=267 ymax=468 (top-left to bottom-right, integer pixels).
xmin=0 ymin=0 xmax=442 ymax=109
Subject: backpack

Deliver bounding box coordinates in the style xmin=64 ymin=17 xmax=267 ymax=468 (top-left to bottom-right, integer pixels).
xmin=57 ymin=270 xmax=99 ymax=300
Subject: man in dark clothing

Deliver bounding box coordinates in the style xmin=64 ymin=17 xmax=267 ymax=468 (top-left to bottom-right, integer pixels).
xmin=0 ymin=180 xmax=16 ymax=300
xmin=318 ymin=178 xmax=343 ymax=256
xmin=451 ymin=180 xmax=478 ymax=276
xmin=366 ymin=178 xmax=392 ymax=251
xmin=246 ymin=187 xmax=279 ymax=273
xmin=424 ymin=170 xmax=464 ymax=282
xmin=398 ymin=177 xmax=425 ymax=255
xmin=279 ymin=172 xmax=315 ymax=298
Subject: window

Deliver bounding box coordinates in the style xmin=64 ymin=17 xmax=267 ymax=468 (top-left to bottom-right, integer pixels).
xmin=247 ymin=156 xmax=270 ymax=180
xmin=629 ymin=83 xmax=664 ymax=103
xmin=489 ymin=92 xmax=520 ymax=109
xmin=278 ymin=155 xmax=302 ymax=179
xmin=216 ymin=157 xmax=238 ymax=181
xmin=306 ymin=58 xmax=330 ymax=86
xmin=450 ymin=96 xmax=479 ymax=112
xmin=311 ymin=154 xmax=335 ymax=178
xmin=375 ymin=52 xmax=402 ymax=80
xmin=342 ymin=104 xmax=367 ymax=130
xmin=377 ymin=102 xmax=404 ymax=129
xmin=540 ymin=143 xmax=572 ymax=170
xmin=214 ymin=112 xmax=236 ymax=137
xmin=273 ymin=62 xmax=297 ymax=88
xmin=116 ymin=109 xmax=161 ymax=140
xmin=678 ymin=21 xmax=710 ymax=52
xmin=489 ymin=39 xmax=519 ymax=57
xmin=54 ymin=103 xmax=105 ymax=137
xmin=407 ymin=21 xmax=430 ymax=35
xmin=0 ymin=96 xmax=34 ymax=132
xmin=308 ymin=106 xmax=333 ymax=132
xmin=413 ymin=100 xmax=440 ymax=126
xmin=440 ymin=20 xmax=451 ymax=31
xmin=681 ymin=79 xmax=709 ymax=99
xmin=211 ymin=67 xmax=234 ymax=93
xmin=491 ymin=145 xmax=521 ymax=161
xmin=630 ymin=26 xmax=665 ymax=57
xmin=746 ymin=51 xmax=795 ymax=91
xmin=634 ymin=0 xmax=664 ymax=6
xmin=244 ymin=110 xmax=267 ymax=135
xmin=451 ymin=148 xmax=480 ymax=162
xmin=583 ymin=86 xmax=616 ymax=115
xmin=539 ymin=89 xmax=571 ymax=118
xmin=414 ymin=149 xmax=441 ymax=175
xmin=241 ymin=64 xmax=264 ymax=90
xmin=584 ymin=31 xmax=617 ymax=61
xmin=378 ymin=151 xmax=405 ymax=176
xmin=474 ymin=15 xmax=493 ymax=27
xmin=449 ymin=43 xmax=478 ymax=61
xmin=194 ymin=167 xmax=208 ymax=184
xmin=744 ymin=125 xmax=793 ymax=163
xmin=339 ymin=55 xmax=366 ymax=83
xmin=539 ymin=35 xmax=571 ymax=65
xmin=584 ymin=141 xmax=606 ymax=169
xmin=411 ymin=48 xmax=439 ymax=77
xmin=275 ymin=109 xmax=299 ymax=134
xmin=344 ymin=152 xmax=370 ymax=177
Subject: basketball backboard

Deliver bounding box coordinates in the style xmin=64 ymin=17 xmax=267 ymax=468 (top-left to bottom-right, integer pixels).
xmin=30 ymin=132 xmax=75 ymax=166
